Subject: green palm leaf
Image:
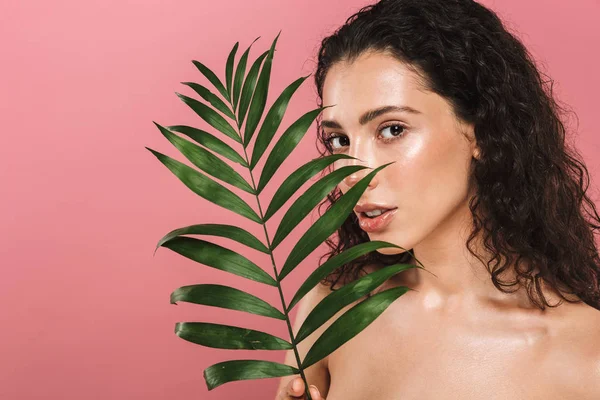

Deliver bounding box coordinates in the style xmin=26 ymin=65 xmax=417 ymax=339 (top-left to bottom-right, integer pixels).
xmin=145 ymin=147 xmax=261 ymax=223
xmin=243 ymin=30 xmax=280 ymax=148
xmin=278 ymin=162 xmax=395 ymax=281
xmin=295 ymin=263 xmax=418 ymax=344
xmin=225 ymin=42 xmax=239 ymax=103
xmin=175 ymin=322 xmax=292 ymax=350
xmin=175 ymin=92 xmax=240 ymax=143
xmin=287 ymin=241 xmax=409 ymax=312
xmin=256 ymin=106 xmax=332 ymax=194
xmin=232 ymin=36 xmax=260 ymax=112
xmin=249 ymin=74 xmax=310 ymax=169
xmin=160 ymin=236 xmax=277 ymax=286
xmin=149 ymin=33 xmax=426 ymax=400
xmin=204 ymin=360 xmax=299 ymax=391
xmin=191 ymin=59 xmax=229 ymax=102
xmin=155 ymin=223 xmax=268 ymax=255
xmin=263 ymin=154 xmax=357 ymax=222
xmin=170 ymin=284 xmax=285 ymax=320
xmin=154 ymin=122 xmax=254 ymax=194
xmin=301 ymin=286 xmax=411 ymax=370
xmin=270 ymin=165 xmax=369 ymax=251
xmin=165 ymin=124 xmax=248 ymax=167
xmin=237 ymin=50 xmax=269 ymax=127
xmin=180 ymin=81 xmax=236 ymax=120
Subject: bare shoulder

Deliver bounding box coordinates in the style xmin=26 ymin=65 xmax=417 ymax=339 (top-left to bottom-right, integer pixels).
xmin=565 ymin=300 xmax=600 ymax=349
xmin=551 ymin=301 xmax=600 ymax=399
xmin=575 ymin=303 xmax=600 ymax=398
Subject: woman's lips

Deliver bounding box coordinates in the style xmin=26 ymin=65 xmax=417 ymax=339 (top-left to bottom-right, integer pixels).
xmin=357 ymin=208 xmax=398 ymax=232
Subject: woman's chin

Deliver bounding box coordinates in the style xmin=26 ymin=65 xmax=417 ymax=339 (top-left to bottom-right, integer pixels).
xmin=374 ymin=246 xmax=409 ymax=256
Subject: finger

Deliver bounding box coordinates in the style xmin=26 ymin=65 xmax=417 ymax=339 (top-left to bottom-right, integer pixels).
xmin=286 ymin=377 xmax=305 ymax=398
xmin=309 ymin=385 xmax=324 ymax=400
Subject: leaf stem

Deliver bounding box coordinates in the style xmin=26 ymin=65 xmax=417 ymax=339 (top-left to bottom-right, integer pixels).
xmin=233 ymin=117 xmax=313 ymax=400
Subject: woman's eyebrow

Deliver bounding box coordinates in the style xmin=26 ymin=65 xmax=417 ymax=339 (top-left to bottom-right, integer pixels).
xmin=320 ymin=105 xmax=421 ymax=129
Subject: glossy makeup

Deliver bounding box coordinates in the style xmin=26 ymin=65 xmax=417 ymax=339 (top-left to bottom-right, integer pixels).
xmin=319 ymin=49 xmax=501 ymax=301
xmin=321 ymin=49 xmax=478 ymax=248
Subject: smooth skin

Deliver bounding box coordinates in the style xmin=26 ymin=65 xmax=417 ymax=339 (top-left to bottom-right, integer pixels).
xmin=275 ymin=50 xmax=600 ymax=399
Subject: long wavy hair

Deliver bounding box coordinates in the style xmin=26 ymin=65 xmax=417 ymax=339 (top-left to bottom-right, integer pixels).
xmin=311 ymin=0 xmax=600 ymax=311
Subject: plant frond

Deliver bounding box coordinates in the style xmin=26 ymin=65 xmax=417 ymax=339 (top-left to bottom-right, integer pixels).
xmin=155 ymin=223 xmax=268 ymax=255
xmin=225 ymin=42 xmax=239 ymax=103
xmin=278 ymin=162 xmax=395 ymax=281
xmin=249 ymin=74 xmax=310 ymax=167
xmin=256 ymin=106 xmax=332 ymax=194
xmin=175 ymin=92 xmax=241 ymax=143
xmin=243 ymin=31 xmax=281 ymax=148
xmin=263 ymin=154 xmax=358 ymax=222
xmin=170 ymin=283 xmax=286 ymax=319
xmin=301 ymin=286 xmax=411 ymax=370
xmin=270 ymin=165 xmax=369 ymax=251
xmin=146 ymin=147 xmax=261 ymax=222
xmin=180 ymin=81 xmax=236 ymax=120
xmin=175 ymin=321 xmax=292 ymax=350
xmin=237 ymin=50 xmax=269 ymax=128
xmin=154 ymin=122 xmax=254 ymax=194
xmin=232 ymin=36 xmax=260 ymax=112
xmin=287 ymin=241 xmax=410 ymax=312
xmin=203 ymin=360 xmax=299 ymax=391
xmin=166 ymin=124 xmax=248 ymax=167
xmin=161 ymin=236 xmax=277 ymax=286
xmin=191 ymin=59 xmax=229 ymax=101
xmin=295 ymin=263 xmax=418 ymax=343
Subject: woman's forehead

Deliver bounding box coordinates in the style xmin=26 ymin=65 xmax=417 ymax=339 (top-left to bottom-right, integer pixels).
xmin=324 ymin=53 xmax=420 ymax=93
xmin=321 ymin=53 xmax=430 ymax=121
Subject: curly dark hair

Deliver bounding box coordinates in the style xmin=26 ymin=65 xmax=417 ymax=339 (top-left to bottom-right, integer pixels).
xmin=311 ymin=0 xmax=600 ymax=311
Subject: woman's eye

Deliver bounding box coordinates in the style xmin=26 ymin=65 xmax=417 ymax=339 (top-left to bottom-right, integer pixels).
xmin=327 ymin=135 xmax=349 ymax=150
xmin=325 ymin=124 xmax=405 ymax=151
xmin=380 ymin=124 xmax=405 ymax=139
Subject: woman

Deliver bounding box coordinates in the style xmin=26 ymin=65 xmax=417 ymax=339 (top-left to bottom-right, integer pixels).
xmin=276 ymin=0 xmax=600 ymax=398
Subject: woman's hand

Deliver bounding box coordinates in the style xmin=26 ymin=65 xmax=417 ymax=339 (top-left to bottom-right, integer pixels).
xmin=277 ymin=377 xmax=326 ymax=399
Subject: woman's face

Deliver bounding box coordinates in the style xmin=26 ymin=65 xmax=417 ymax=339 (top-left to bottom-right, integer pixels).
xmin=321 ymin=50 xmax=479 ymax=255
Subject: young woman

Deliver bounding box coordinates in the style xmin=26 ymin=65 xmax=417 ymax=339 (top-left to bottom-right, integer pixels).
xmin=276 ymin=0 xmax=600 ymax=398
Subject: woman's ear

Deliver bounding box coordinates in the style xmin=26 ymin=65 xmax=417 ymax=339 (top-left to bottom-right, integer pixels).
xmin=459 ymin=120 xmax=479 ymax=160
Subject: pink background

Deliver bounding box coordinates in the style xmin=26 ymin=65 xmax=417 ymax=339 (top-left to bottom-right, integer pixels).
xmin=1 ymin=0 xmax=599 ymax=399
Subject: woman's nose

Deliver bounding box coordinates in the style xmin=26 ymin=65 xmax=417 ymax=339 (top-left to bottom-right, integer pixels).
xmin=341 ymin=157 xmax=378 ymax=189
